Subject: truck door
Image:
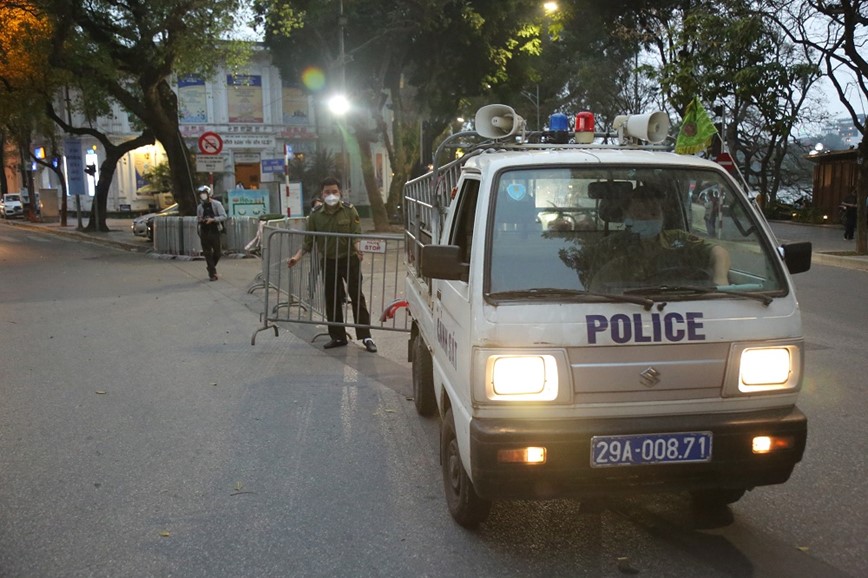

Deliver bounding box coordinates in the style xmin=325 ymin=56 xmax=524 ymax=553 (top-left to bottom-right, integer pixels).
xmin=434 ymin=178 xmax=480 ymax=408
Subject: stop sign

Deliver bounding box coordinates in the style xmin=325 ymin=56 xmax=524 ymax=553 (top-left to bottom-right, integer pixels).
xmin=716 ymin=152 xmax=736 ymax=175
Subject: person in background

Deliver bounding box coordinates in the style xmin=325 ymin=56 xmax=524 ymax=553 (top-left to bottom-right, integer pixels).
xmin=841 ymin=191 xmax=857 ymax=240
xmin=196 ymin=185 xmax=227 ymax=281
xmin=287 ymin=177 xmax=377 ymax=353
xmin=703 ymin=188 xmax=721 ymax=237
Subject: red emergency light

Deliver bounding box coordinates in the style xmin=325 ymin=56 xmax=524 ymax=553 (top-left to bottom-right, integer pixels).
xmin=575 ymin=111 xmax=595 ymax=144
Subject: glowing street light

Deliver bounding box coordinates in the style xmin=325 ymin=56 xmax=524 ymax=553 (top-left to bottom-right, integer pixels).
xmin=543 ymin=1 xmax=558 ymax=14
xmin=328 ymin=94 xmax=350 ymax=116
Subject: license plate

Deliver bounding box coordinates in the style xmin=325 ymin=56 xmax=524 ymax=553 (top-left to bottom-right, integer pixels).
xmin=591 ymin=432 xmax=712 ymax=467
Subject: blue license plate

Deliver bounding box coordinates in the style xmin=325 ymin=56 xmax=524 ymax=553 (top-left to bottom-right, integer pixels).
xmin=591 ymin=432 xmax=712 ymax=467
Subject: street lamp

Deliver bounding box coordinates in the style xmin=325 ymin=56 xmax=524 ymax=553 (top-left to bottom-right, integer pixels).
xmin=327 ymin=94 xmax=350 ymax=116
xmin=519 ymin=3 xmax=559 ymax=130
xmin=327 ymin=94 xmax=350 ymax=189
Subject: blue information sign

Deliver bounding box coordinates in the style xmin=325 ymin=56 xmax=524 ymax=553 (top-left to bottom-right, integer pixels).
xmin=261 ymin=158 xmax=286 ymax=174
xmin=63 ymin=137 xmax=86 ymax=196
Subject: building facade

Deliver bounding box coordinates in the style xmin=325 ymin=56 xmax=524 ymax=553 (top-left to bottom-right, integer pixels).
xmin=28 ymin=47 xmax=390 ymax=217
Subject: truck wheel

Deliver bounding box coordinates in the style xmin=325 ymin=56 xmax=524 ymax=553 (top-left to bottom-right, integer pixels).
xmin=412 ymin=335 xmax=437 ymax=416
xmin=441 ymin=408 xmax=491 ymax=528
xmin=690 ymin=488 xmax=746 ymax=508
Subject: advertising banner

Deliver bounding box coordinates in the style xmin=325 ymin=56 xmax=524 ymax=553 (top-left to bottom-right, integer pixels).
xmin=227 ymin=74 xmax=263 ymax=123
xmin=178 ymin=75 xmax=207 ymax=123
xmin=228 ymin=188 xmax=270 ymax=218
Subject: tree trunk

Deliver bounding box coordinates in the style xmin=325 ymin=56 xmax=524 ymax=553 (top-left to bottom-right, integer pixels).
xmin=84 ymin=132 xmax=155 ymax=231
xmin=354 ymin=122 xmax=390 ymax=231
xmin=85 ymin=150 xmax=120 ymax=232
xmin=144 ymin=80 xmax=197 ymax=216
xmin=857 ymin=137 xmax=867 ymax=255
xmin=0 ymin=132 xmax=7 ymax=198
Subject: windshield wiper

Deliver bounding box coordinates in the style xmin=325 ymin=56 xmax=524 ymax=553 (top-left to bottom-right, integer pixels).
xmin=623 ymin=285 xmax=773 ymax=306
xmin=488 ymin=288 xmax=655 ymax=310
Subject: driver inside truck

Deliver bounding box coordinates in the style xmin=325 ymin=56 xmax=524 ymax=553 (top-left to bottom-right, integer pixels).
xmin=576 ymin=186 xmax=731 ymax=290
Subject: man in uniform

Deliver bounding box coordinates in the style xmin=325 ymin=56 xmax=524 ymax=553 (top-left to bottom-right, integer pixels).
xmin=287 ymin=177 xmax=377 ymax=353
xmin=569 ymin=186 xmax=730 ymax=290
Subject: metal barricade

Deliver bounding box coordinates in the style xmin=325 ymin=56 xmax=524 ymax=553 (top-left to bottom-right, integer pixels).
xmin=251 ymin=228 xmax=410 ymax=345
xmin=152 ymin=216 xmax=202 ymax=256
xmin=224 ymin=216 xmax=260 ymax=254
xmin=246 ymin=218 xmax=307 ymax=294
xmin=153 ymin=216 xmax=260 ymax=257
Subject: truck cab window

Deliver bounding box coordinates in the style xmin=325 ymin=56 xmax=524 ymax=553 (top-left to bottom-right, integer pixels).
xmin=449 ymin=179 xmax=480 ymax=266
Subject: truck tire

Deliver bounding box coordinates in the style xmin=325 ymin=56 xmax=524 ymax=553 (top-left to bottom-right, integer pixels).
xmin=412 ymin=335 xmax=437 ymax=417
xmin=441 ymin=408 xmax=491 ymax=528
xmin=690 ymin=488 xmax=746 ymax=508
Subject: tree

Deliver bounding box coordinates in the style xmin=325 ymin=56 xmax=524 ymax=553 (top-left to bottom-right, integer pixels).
xmin=39 ymin=0 xmax=250 ymax=217
xmin=499 ymin=1 xmax=652 ymax=133
xmin=257 ymin=0 xmax=549 ymax=230
xmin=0 ymin=0 xmax=56 ymax=219
xmin=764 ymin=0 xmax=868 ymax=253
xmin=45 ymin=105 xmax=155 ymax=230
xmin=605 ymin=0 xmax=820 ymax=209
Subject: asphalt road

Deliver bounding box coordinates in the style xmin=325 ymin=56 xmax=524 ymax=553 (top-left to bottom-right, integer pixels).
xmin=0 ymin=222 xmax=865 ymax=577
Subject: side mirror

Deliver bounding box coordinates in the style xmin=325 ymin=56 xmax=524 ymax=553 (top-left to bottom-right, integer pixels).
xmin=782 ymin=242 xmax=812 ymax=274
xmin=421 ymin=245 xmax=468 ymax=281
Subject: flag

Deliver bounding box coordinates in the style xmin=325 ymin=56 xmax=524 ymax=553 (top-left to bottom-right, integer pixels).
xmin=674 ymin=97 xmax=717 ymax=155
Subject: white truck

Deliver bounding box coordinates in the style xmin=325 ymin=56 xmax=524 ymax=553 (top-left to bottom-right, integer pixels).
xmin=403 ymin=104 xmax=812 ymax=528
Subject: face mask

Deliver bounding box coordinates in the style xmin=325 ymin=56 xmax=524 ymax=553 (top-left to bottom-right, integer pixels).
xmin=625 ymin=218 xmax=662 ymax=239
xmin=323 ymin=193 xmax=340 ymax=206
xmin=199 ymin=193 xmax=209 ymax=202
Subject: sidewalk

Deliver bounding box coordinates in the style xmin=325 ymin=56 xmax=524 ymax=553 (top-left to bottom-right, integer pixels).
xmin=769 ymin=220 xmax=868 ymax=272
xmin=4 ymin=215 xmax=868 ymax=271
xmin=2 ymin=216 xmax=156 ymax=253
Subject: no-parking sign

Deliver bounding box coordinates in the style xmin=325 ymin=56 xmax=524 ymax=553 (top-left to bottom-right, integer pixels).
xmin=198 ymin=131 xmax=223 ymax=155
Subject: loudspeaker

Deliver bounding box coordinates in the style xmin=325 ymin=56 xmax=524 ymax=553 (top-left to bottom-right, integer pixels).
xmin=613 ymin=111 xmax=671 ymax=144
xmin=475 ymin=104 xmax=525 ymax=139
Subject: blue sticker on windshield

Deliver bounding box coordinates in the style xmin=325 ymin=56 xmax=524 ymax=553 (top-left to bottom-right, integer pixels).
xmin=506 ymin=183 xmax=527 ymax=201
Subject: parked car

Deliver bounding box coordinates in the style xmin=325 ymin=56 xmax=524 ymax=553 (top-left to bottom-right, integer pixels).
xmin=0 ymin=194 xmax=24 ymax=218
xmin=131 ymin=203 xmax=179 ymax=240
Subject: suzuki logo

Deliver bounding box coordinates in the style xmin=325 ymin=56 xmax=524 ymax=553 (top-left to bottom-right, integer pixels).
xmin=639 ymin=367 xmax=661 ymax=388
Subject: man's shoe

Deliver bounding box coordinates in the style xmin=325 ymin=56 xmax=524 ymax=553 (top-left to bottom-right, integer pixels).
xmin=323 ymin=339 xmax=348 ymax=349
xmin=209 ymin=275 xmax=218 ymax=281
xmin=362 ymin=338 xmax=378 ymax=353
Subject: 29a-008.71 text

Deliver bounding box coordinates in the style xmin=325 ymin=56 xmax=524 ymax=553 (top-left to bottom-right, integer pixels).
xmin=591 ymin=432 xmax=712 ymax=467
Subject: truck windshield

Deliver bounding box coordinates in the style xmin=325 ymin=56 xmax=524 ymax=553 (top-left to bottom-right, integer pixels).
xmin=487 ymin=166 xmax=786 ymax=300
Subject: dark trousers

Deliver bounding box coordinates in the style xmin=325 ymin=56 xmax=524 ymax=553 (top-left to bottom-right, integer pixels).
xmin=845 ymin=210 xmax=857 ymax=240
xmin=322 ymin=256 xmax=371 ymax=341
xmin=200 ymin=229 xmax=222 ymax=276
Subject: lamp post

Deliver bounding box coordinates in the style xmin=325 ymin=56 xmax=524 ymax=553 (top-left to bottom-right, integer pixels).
xmin=333 ymin=0 xmax=350 ymax=192
xmin=328 ymin=94 xmax=350 ymax=193
xmin=518 ymin=3 xmax=558 ymax=130
xmin=520 ymin=84 xmax=541 ymax=130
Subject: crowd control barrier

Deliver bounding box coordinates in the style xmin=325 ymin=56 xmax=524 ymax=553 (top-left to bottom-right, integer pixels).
xmin=246 ymin=218 xmax=307 ymax=294
xmin=152 ymin=216 xmax=262 ymax=256
xmin=251 ymin=227 xmax=410 ymax=345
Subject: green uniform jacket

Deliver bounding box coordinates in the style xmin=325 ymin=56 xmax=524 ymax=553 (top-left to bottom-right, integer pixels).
xmin=303 ymin=201 xmax=362 ymax=259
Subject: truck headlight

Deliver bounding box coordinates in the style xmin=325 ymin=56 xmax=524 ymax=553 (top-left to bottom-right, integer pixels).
xmin=729 ymin=342 xmax=802 ymax=394
xmin=487 ymin=355 xmax=559 ymax=401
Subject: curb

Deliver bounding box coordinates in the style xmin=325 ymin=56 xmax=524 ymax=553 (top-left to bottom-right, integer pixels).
xmin=812 ymin=252 xmax=868 ymax=272
xmin=2 ymin=219 xmax=148 ymax=253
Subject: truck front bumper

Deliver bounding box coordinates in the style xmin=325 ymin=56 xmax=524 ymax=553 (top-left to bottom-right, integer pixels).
xmin=469 ymin=407 xmax=806 ymax=500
